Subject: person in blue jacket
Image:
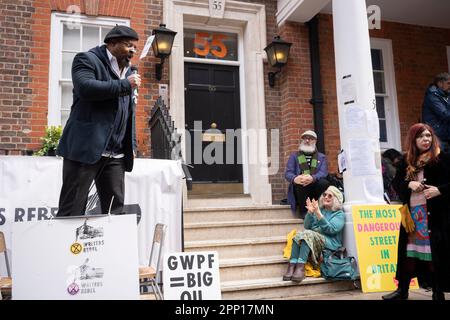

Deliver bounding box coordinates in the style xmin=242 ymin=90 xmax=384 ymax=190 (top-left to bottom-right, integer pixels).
xmin=56 ymin=25 xmax=141 ymax=217
xmin=283 ymin=186 xmax=345 ymax=282
xmin=284 ymin=130 xmax=330 ymax=218
xmin=422 ymin=72 xmax=450 ymax=152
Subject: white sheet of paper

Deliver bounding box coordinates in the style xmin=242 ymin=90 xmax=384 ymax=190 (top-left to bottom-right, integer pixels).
xmin=348 ymin=139 xmax=377 ymax=176
xmin=345 ymin=104 xmax=365 ymax=129
xmin=139 ymin=35 xmax=155 ymax=60
xmin=366 ymin=109 xmax=380 ymax=139
xmin=338 ymin=150 xmax=347 ymax=173
xmin=363 ymin=177 xmax=384 ymax=201
xmin=340 ymin=75 xmax=357 ymax=104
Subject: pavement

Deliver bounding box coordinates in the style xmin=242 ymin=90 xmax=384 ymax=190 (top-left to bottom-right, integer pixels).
xmin=293 ymin=287 xmax=450 ymax=300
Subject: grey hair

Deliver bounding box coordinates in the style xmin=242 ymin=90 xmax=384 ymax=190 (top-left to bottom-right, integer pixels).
xmin=433 ymin=72 xmax=450 ymax=85
xmin=318 ymin=193 xmax=343 ymax=211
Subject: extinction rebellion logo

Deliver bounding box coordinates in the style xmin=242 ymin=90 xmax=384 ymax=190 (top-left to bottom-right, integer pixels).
xmin=69 ymin=220 xmax=105 ymax=255
xmin=67 ymin=219 xmax=105 ymax=296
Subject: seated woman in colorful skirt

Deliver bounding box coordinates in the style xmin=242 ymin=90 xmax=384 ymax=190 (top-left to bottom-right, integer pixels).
xmin=283 ymin=186 xmax=345 ymax=282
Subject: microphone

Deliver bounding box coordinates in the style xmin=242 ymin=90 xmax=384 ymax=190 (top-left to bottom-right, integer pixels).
xmin=130 ymin=65 xmax=138 ymax=105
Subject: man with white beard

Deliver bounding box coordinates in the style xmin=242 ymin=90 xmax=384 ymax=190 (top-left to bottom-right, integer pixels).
xmin=285 ymin=130 xmax=330 ymax=218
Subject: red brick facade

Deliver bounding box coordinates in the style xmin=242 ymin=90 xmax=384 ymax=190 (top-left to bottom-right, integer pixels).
xmin=1 ymin=3 xmax=450 ymax=203
xmin=317 ymin=14 xmax=450 ymax=173
xmin=0 ymin=0 xmax=162 ymax=156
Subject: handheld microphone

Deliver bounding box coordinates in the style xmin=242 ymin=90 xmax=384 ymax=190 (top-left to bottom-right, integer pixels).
xmin=130 ymin=65 xmax=138 ymax=105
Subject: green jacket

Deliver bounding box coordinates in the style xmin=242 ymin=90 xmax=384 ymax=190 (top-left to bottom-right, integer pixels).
xmin=304 ymin=208 xmax=345 ymax=250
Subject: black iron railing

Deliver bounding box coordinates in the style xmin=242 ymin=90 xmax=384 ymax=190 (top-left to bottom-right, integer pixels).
xmin=149 ymin=97 xmax=192 ymax=190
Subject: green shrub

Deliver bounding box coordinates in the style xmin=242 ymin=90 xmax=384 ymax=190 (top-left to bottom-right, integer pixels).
xmin=34 ymin=126 xmax=62 ymax=156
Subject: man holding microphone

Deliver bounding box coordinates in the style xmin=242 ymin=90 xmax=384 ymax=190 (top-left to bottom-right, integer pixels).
xmin=56 ymin=25 xmax=141 ymax=217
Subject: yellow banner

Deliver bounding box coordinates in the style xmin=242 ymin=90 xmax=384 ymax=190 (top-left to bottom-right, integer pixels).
xmin=352 ymin=205 xmax=419 ymax=293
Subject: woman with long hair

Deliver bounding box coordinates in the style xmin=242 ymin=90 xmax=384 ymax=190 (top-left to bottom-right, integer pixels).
xmin=382 ymin=123 xmax=450 ymax=300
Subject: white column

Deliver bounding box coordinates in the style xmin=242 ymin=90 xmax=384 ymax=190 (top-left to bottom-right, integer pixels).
xmin=332 ymin=0 xmax=385 ymax=263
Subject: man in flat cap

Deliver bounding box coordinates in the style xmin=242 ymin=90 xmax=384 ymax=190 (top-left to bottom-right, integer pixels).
xmin=285 ymin=130 xmax=330 ymax=218
xmin=56 ymin=25 xmax=141 ymax=216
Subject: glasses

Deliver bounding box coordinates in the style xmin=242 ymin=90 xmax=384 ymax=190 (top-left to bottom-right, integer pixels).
xmin=322 ymin=192 xmax=334 ymax=199
xmin=302 ymin=136 xmax=316 ymax=141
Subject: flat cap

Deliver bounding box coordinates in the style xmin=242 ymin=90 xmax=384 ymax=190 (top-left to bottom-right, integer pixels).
xmin=301 ymin=130 xmax=317 ymax=139
xmin=104 ymin=25 xmax=139 ymax=43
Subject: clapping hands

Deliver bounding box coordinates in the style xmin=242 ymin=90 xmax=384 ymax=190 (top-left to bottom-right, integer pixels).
xmin=305 ymin=197 xmax=319 ymax=214
xmin=305 ymin=197 xmax=323 ymax=220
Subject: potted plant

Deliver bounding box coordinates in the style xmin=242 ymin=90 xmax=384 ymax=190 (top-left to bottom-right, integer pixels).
xmin=34 ymin=126 xmax=62 ymax=156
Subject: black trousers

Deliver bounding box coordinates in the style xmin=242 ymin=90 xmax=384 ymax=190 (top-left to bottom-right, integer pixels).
xmin=293 ymin=178 xmax=330 ymax=217
xmin=57 ymin=157 xmax=125 ymax=217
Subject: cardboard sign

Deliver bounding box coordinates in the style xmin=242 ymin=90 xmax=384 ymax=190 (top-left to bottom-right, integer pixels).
xmin=12 ymin=214 xmax=140 ymax=300
xmin=352 ymin=205 xmax=419 ymax=292
xmin=163 ymin=251 xmax=221 ymax=300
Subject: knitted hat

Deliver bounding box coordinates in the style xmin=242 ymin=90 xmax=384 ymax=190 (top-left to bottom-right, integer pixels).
xmin=104 ymin=25 xmax=139 ymax=43
xmin=301 ymin=130 xmax=317 ymax=139
xmin=326 ymin=186 xmax=344 ymax=204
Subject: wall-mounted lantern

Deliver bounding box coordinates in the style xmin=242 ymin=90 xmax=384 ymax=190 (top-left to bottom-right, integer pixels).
xmin=264 ymin=35 xmax=292 ymax=87
xmin=152 ymin=24 xmax=177 ymax=81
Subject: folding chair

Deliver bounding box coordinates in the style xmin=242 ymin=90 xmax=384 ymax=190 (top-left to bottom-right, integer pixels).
xmin=0 ymin=231 xmax=12 ymax=299
xmin=139 ymin=223 xmax=167 ymax=300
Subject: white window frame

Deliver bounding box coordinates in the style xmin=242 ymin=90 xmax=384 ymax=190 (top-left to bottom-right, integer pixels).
xmin=370 ymin=38 xmax=401 ymax=151
xmin=48 ymin=13 xmax=129 ymax=126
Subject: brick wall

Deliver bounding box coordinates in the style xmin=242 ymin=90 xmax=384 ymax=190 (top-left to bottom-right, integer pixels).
xmin=0 ymin=0 xmax=35 ymax=155
xmin=275 ymin=21 xmax=313 ymax=203
xmin=369 ymin=19 xmax=450 ymax=150
xmin=245 ymin=0 xmax=286 ymax=204
xmin=0 ymin=0 xmax=162 ymax=156
xmin=4 ymin=3 xmax=449 ymax=204
xmin=318 ymin=14 xmax=450 ymax=171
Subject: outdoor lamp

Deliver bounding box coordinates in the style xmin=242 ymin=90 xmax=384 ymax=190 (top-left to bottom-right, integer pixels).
xmin=264 ymin=35 xmax=292 ymax=87
xmin=152 ymin=24 xmax=177 ymax=81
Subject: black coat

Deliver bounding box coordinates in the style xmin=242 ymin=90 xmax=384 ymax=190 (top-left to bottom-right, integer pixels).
xmin=57 ymin=45 xmax=136 ymax=172
xmin=392 ymin=153 xmax=450 ymax=291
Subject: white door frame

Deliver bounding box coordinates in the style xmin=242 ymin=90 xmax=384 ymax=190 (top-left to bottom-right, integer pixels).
xmin=164 ymin=0 xmax=272 ymax=205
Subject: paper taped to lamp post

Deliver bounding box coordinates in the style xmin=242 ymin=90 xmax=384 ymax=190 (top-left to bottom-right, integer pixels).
xmin=12 ymin=214 xmax=140 ymax=300
xmin=352 ymin=205 xmax=419 ymax=293
xmin=163 ymin=251 xmax=221 ymax=300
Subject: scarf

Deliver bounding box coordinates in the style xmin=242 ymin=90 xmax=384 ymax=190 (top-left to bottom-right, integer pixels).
xmin=405 ymin=148 xmax=440 ymax=181
xmin=297 ymin=151 xmax=318 ymax=175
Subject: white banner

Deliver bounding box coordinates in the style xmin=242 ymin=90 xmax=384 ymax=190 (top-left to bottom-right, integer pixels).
xmin=0 ymin=156 xmax=183 ymax=277
xmin=13 ymin=214 xmax=139 ymax=300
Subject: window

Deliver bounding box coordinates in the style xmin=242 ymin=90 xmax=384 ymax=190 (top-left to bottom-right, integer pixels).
xmin=370 ymin=38 xmax=401 ymax=151
xmin=184 ymin=29 xmax=238 ymax=61
xmin=48 ymin=13 xmax=129 ymax=127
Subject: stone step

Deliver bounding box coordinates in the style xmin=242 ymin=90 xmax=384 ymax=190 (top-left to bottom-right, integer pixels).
xmin=184 ymin=219 xmax=302 ymax=241
xmin=183 ymin=205 xmax=294 ymax=223
xmin=185 ymin=196 xmax=254 ymax=209
xmin=219 ymin=256 xmax=288 ymax=282
xmin=220 ymin=277 xmax=358 ymax=300
xmin=184 ymin=236 xmax=290 ymax=259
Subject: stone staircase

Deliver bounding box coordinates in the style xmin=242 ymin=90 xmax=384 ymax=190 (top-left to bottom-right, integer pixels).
xmin=183 ymin=201 xmax=357 ymax=299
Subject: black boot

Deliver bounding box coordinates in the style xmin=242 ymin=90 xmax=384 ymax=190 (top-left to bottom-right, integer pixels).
xmin=291 ymin=263 xmax=306 ymax=282
xmin=382 ymin=288 xmax=409 ymax=300
xmin=283 ymin=263 xmax=296 ymax=281
xmin=432 ymin=291 xmax=445 ymax=301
